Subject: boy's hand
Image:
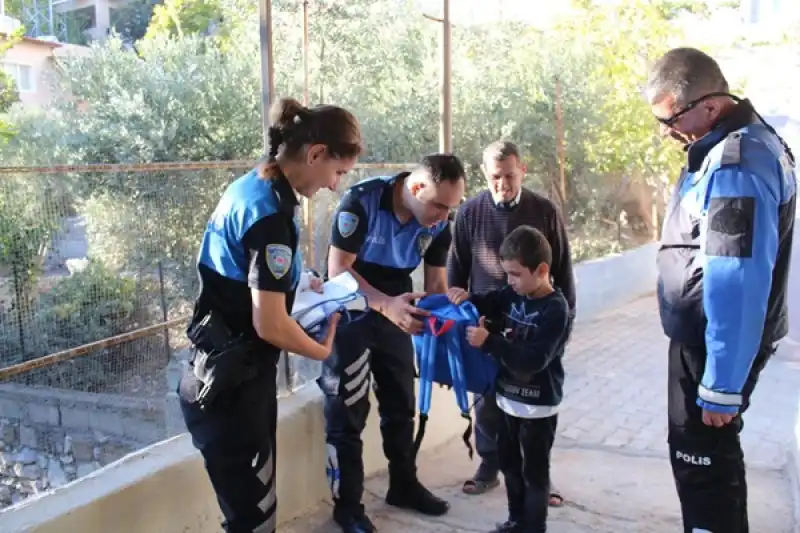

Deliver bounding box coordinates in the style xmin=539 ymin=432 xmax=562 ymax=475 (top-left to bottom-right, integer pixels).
xmin=446 ymin=287 xmax=469 ymax=305
xmin=466 ymin=316 xmax=489 ymax=348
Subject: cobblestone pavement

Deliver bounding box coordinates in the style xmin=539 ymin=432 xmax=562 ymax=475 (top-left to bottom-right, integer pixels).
xmin=284 ymin=295 xmax=799 ymax=532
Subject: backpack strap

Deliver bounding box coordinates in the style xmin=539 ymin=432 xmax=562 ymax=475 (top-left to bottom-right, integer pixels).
xmin=450 ymin=301 xmax=481 ymax=459
xmin=413 ymin=317 xmax=456 ymax=459
xmin=444 ymin=328 xmax=474 ymax=459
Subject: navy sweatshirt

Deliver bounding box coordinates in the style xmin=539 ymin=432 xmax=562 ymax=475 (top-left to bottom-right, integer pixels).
xmin=471 ymin=287 xmax=569 ymax=411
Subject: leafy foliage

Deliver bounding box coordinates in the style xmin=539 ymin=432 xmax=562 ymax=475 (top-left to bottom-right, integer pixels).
xmin=0 ymin=0 xmax=694 ymax=370
xmin=0 ymin=261 xmax=161 ymax=391
xmin=144 ymin=0 xmax=225 ymax=40
xmin=0 ymin=27 xmax=24 ymax=143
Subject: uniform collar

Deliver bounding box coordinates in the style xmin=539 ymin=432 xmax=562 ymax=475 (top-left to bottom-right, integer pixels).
xmin=272 ymin=174 xmax=300 ymax=217
xmin=686 ymin=99 xmax=757 ymax=172
xmin=379 ymin=172 xmax=411 ymax=211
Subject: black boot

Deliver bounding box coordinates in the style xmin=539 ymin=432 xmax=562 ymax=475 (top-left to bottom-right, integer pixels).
xmin=333 ymin=504 xmax=378 ymax=533
xmin=489 ymin=520 xmax=523 ymax=533
xmin=385 ymin=475 xmax=450 ymax=516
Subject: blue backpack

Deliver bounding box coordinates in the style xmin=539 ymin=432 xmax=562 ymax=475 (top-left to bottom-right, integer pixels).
xmin=412 ymin=294 xmax=499 ymax=458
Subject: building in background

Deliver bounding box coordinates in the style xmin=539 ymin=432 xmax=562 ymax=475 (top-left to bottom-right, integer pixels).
xmin=1 ymin=13 xmax=90 ymax=108
xmin=1 ymin=0 xmax=131 ymax=44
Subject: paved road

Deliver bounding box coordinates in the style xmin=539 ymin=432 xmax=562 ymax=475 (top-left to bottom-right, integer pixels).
xmin=283 ymin=295 xmax=798 ymax=532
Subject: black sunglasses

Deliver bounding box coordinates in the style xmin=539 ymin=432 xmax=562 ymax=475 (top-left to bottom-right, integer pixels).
xmin=656 ymin=92 xmax=735 ymax=127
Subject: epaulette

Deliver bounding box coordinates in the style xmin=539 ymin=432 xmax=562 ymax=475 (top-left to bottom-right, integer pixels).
xmin=720 ymin=131 xmax=743 ymax=166
xmin=347 ymin=175 xmax=396 ymax=197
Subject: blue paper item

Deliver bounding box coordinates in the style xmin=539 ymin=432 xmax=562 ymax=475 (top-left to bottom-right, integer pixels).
xmin=411 ymin=294 xmax=499 ymax=458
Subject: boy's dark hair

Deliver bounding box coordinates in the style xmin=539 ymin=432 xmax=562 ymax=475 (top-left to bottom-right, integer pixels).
xmin=499 ymin=226 xmax=552 ymax=271
xmin=419 ymin=153 xmax=466 ymax=184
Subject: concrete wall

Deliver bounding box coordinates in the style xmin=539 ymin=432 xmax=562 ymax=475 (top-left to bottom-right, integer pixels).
xmin=573 ymin=242 xmax=659 ymax=323
xmin=0 ymin=384 xmax=165 ymax=508
xmin=0 ymin=243 xmax=660 ymax=533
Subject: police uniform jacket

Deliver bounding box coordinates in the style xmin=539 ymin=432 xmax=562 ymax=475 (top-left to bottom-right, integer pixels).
xmin=657 ymin=99 xmax=796 ymax=415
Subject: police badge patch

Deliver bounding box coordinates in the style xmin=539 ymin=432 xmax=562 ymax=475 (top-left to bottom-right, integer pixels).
xmin=338 ymin=211 xmax=359 ymax=238
xmin=417 ymin=233 xmax=433 ymax=256
xmin=266 ymin=244 xmax=293 ymax=280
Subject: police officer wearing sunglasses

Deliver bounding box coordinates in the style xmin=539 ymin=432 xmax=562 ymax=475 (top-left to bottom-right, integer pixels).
xmin=645 ymin=47 xmax=796 ymax=533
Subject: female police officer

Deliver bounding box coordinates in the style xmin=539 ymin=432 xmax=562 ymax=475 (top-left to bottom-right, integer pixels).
xmin=178 ymin=97 xmax=363 ymax=533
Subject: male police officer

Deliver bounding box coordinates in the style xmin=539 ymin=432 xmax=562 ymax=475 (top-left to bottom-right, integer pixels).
xmin=646 ymin=47 xmax=796 ymax=532
xmin=321 ymin=154 xmax=466 ymax=533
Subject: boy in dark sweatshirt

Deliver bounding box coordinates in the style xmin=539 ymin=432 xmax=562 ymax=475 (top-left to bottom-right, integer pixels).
xmin=446 ymin=225 xmax=570 ymax=533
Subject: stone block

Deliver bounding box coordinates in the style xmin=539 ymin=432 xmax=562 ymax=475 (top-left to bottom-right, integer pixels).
xmin=88 ymin=410 xmax=125 ymax=437
xmin=18 ymin=425 xmax=37 ymax=449
xmin=122 ymin=419 xmax=164 ymax=444
xmin=27 ymin=404 xmax=60 ymax=426
xmin=0 ymin=419 xmax=18 ymax=444
xmin=60 ymin=407 xmax=91 ymax=431
xmin=70 ymin=436 xmax=96 ymax=463
xmin=0 ymin=397 xmax=23 ymax=419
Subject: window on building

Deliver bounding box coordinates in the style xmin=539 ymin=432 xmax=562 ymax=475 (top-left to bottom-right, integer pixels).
xmin=1 ymin=62 xmax=35 ymax=93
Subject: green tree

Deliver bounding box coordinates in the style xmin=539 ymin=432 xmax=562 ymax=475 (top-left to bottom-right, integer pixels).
xmin=0 ymin=0 xmax=699 ymax=317
xmin=144 ymin=0 xmax=225 ymax=40
xmin=111 ymin=0 xmax=157 ymax=43
xmin=0 ymin=28 xmax=23 ymax=143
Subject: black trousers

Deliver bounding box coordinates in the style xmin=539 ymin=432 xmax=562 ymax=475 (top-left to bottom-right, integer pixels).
xmin=317 ymin=312 xmax=417 ymax=515
xmin=179 ymin=359 xmax=278 ymax=533
xmin=497 ymin=412 xmax=558 ymax=533
xmin=667 ymin=339 xmax=774 ymax=533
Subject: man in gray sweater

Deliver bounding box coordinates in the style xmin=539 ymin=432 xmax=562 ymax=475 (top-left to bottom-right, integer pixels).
xmin=447 ymin=140 xmax=576 ymax=505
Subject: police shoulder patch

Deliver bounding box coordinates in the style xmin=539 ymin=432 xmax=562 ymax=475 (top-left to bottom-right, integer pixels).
xmin=338 ymin=211 xmax=359 ymax=239
xmin=266 ymin=243 xmax=293 ymax=280
xmin=417 ymin=232 xmax=433 ymax=256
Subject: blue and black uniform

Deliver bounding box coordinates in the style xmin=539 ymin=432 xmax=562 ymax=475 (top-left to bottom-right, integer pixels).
xmin=657 ymin=99 xmax=796 ymax=533
xmin=178 ymin=170 xmax=302 ymax=533
xmin=318 ymin=174 xmax=451 ymax=529
xmin=471 ymin=287 xmax=569 ymax=533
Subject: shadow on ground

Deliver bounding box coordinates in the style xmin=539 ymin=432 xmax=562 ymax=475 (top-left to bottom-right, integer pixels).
xmin=282 ymin=437 xmax=794 ymax=533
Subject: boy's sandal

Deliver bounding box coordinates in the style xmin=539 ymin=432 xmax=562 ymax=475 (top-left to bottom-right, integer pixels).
xmin=462 ymin=477 xmax=500 ymax=495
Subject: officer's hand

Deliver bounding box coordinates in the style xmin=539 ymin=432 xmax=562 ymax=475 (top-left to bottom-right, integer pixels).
xmin=386 ymin=292 xmax=430 ymax=334
xmin=702 ymin=409 xmax=735 ymax=428
xmin=466 ymin=316 xmax=489 ymax=348
xmin=320 ymin=313 xmax=342 ymax=357
xmin=446 ymin=287 xmax=469 ymax=305
xmin=309 ymin=276 xmax=324 ymax=293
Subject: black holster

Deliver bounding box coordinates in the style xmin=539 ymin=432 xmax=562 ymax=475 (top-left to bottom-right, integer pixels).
xmin=187 ymin=311 xmax=260 ymax=410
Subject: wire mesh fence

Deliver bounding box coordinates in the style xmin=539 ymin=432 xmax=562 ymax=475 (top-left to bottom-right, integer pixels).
xmin=0 ymin=158 xmax=654 ymax=508
xmin=0 ymin=161 xmax=409 ymax=507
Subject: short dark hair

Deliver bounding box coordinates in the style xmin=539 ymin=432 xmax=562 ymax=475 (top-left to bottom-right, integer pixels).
xmin=259 ymin=97 xmax=363 ymax=179
xmin=499 ymin=226 xmax=552 ymax=271
xmin=419 ymin=153 xmax=466 ymax=184
xmin=645 ymin=47 xmax=729 ymax=107
xmin=483 ymin=140 xmax=521 ymax=163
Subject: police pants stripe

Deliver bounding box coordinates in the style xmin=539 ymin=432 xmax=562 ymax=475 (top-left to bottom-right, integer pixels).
xmin=667 ymin=339 xmax=773 ymax=533
xmin=344 ymin=349 xmax=371 ymax=406
xmin=179 ymin=361 xmax=279 ymax=533
xmin=318 ymin=313 xmax=417 ymax=513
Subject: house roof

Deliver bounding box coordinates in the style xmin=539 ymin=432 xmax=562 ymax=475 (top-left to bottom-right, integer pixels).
xmin=0 ymin=33 xmax=63 ymax=48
